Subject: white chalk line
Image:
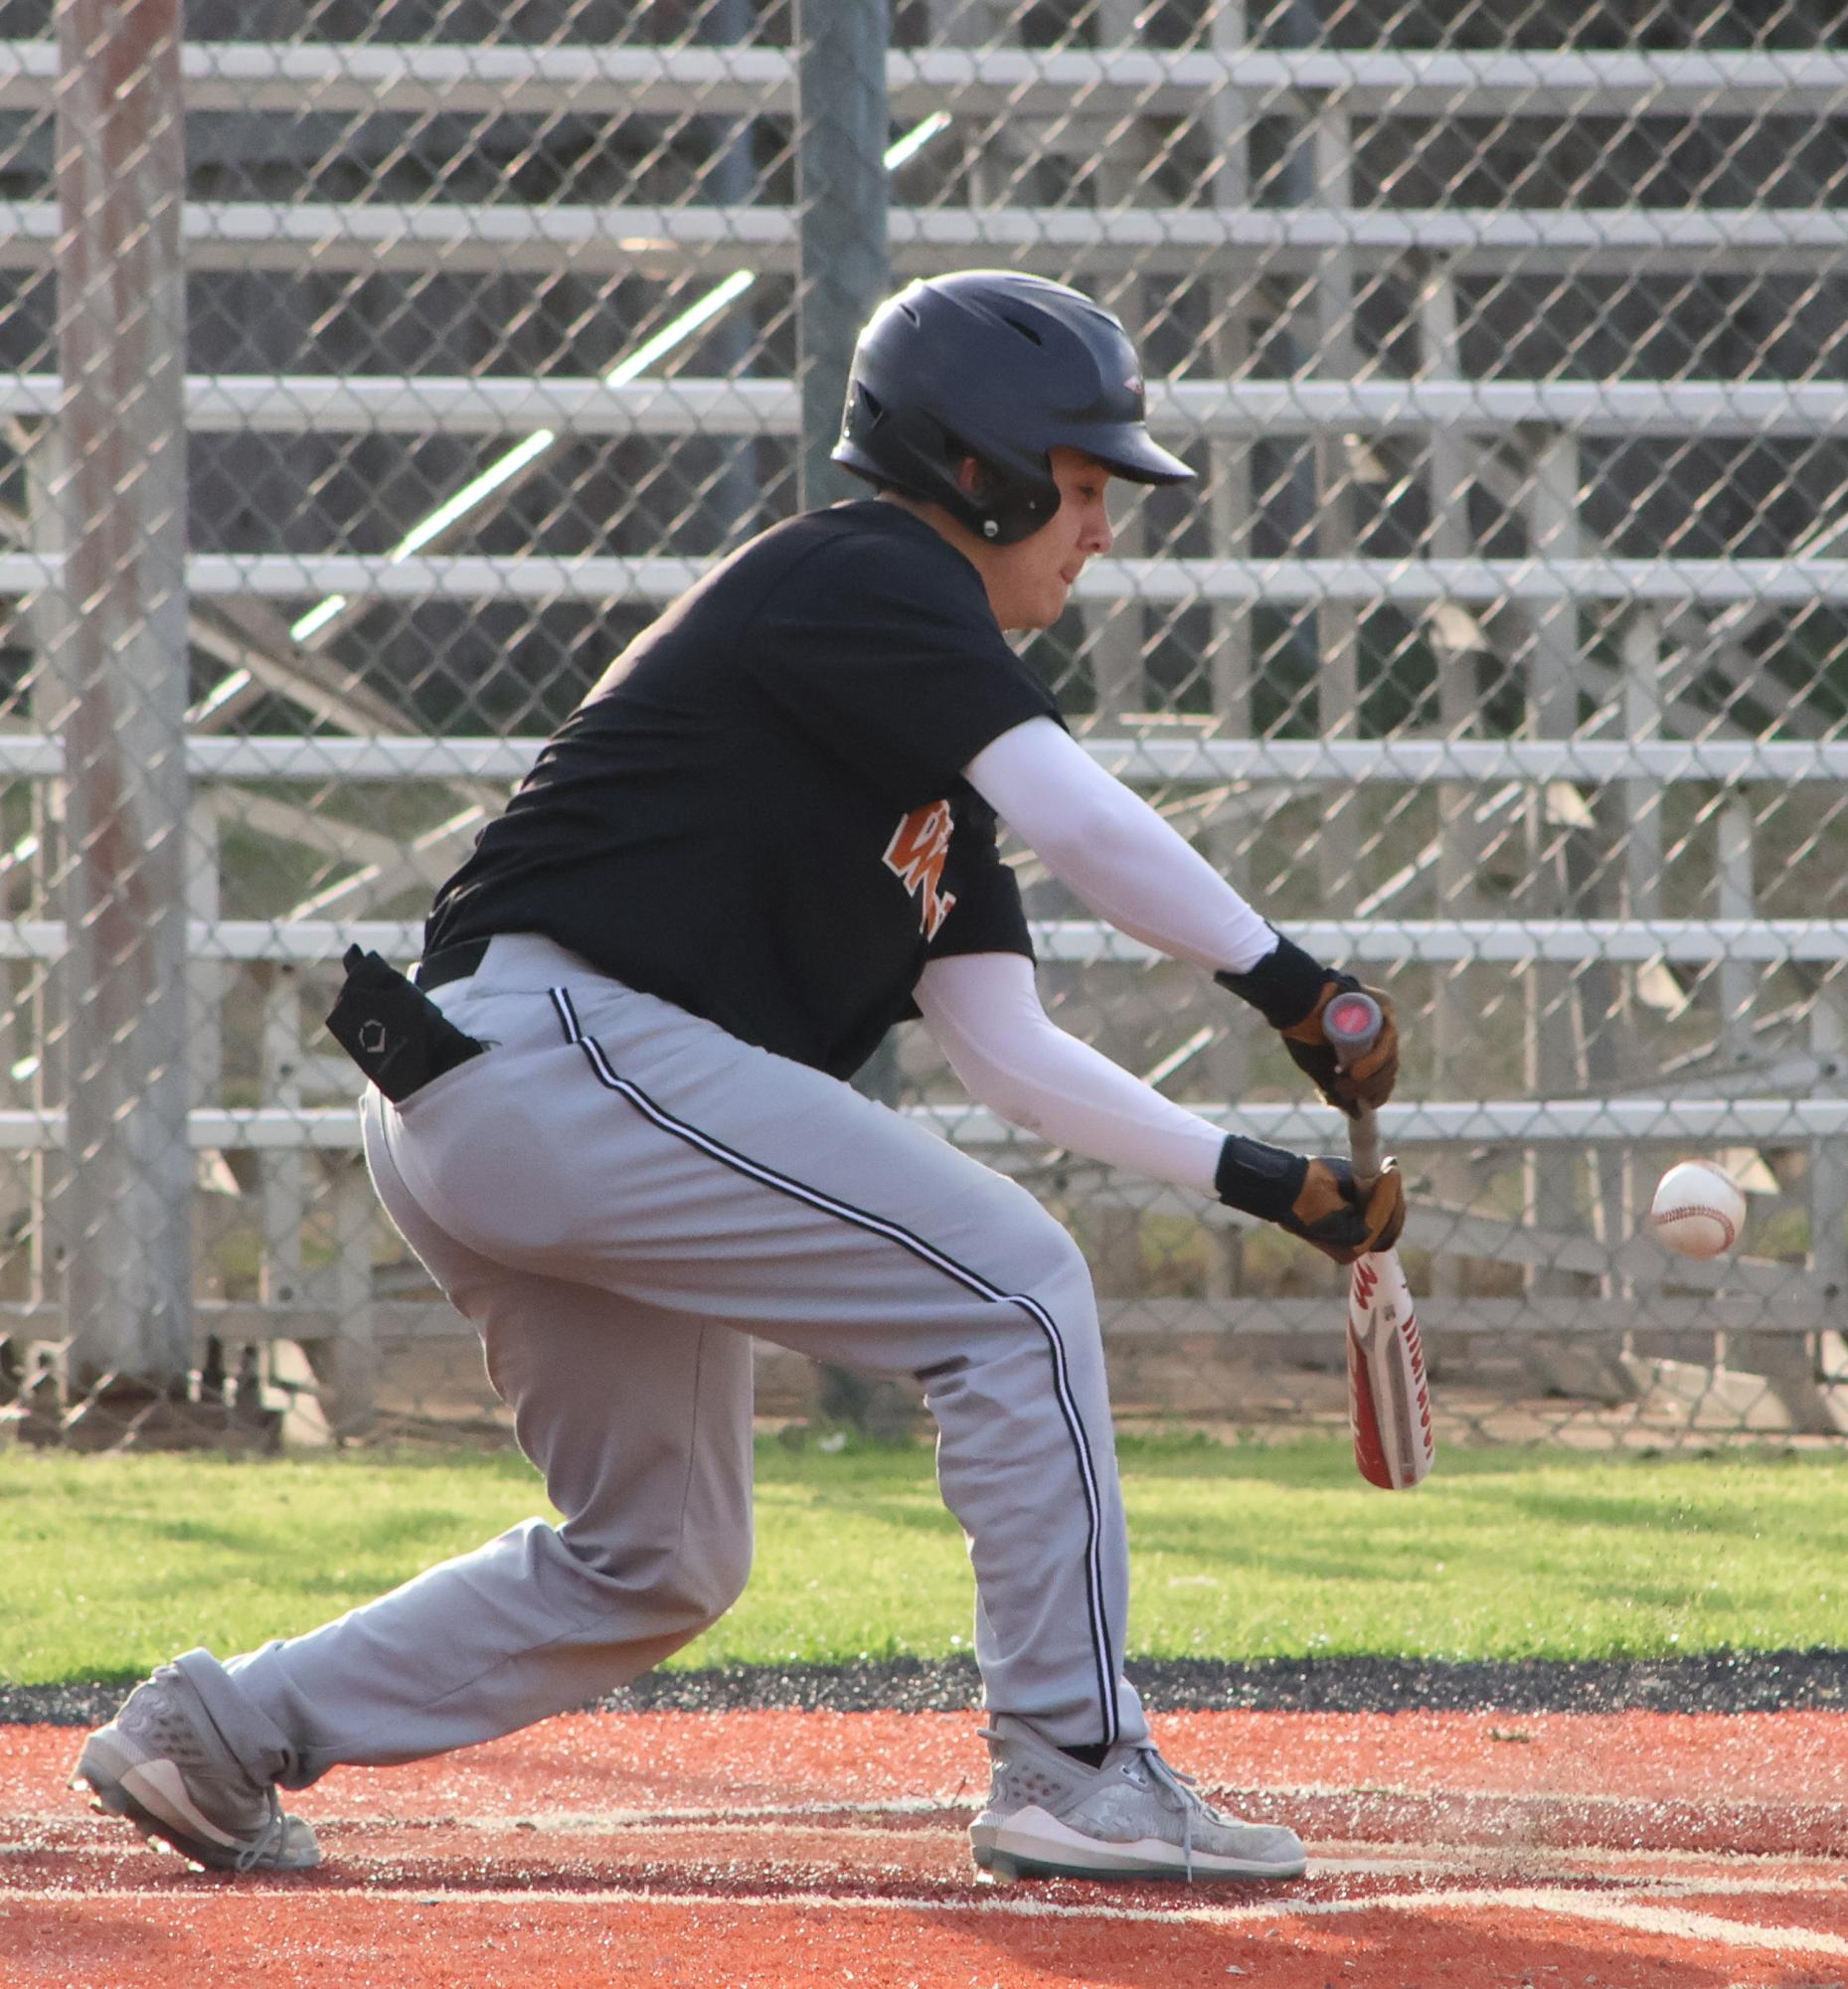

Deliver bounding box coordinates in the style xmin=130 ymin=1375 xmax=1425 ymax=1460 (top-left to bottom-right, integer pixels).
xmin=1276 ymin=1779 xmax=1847 ymax=1816
xmin=1503 ymin=1891 xmax=1848 ymax=1958
xmin=8 ymin=1877 xmax=1844 ymax=1958
xmin=19 ymin=1774 xmax=1843 ymax=1827
xmin=21 ymin=1784 xmax=1841 ymax=1831
xmin=16 ymin=1803 xmax=1846 ymax=1893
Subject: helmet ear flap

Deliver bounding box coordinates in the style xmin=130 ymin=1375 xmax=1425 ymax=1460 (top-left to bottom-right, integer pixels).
xmin=955 ymin=461 xmax=1004 ymax=540
xmin=944 ymin=441 xmax=1055 ymax=544
xmin=969 ymin=473 xmax=1003 ymax=539
xmin=941 ymin=449 xmax=1005 ymax=539
xmin=836 ymin=375 xmax=1060 ymax=545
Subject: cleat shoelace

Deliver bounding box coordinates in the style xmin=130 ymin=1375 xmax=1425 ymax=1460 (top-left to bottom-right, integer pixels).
xmin=1131 ymin=1747 xmax=1211 ymax=1881
xmin=233 ymin=1789 xmax=295 ymax=1874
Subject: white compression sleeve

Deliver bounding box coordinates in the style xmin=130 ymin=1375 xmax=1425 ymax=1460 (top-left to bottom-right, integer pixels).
xmin=915 ymin=950 xmax=1224 ymax=1193
xmin=963 ymin=716 xmax=1278 ymax=975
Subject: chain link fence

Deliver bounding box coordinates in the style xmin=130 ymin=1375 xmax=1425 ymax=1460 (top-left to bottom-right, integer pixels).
xmin=4 ymin=0 xmax=1848 ymax=1451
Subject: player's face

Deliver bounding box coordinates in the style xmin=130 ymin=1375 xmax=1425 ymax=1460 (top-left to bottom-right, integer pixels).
xmin=982 ymin=447 xmax=1116 ymax=631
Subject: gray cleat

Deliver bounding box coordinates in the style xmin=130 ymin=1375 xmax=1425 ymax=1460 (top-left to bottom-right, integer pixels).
xmin=969 ymin=1714 xmax=1306 ymax=1883
xmin=71 ymin=1665 xmax=319 ymax=1874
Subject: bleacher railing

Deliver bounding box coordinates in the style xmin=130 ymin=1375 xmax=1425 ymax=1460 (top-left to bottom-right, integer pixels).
xmin=5 ymin=1 xmax=1846 ymax=1449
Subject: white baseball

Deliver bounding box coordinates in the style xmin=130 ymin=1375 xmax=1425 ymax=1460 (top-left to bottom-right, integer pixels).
xmin=1650 ymin=1161 xmax=1746 ymax=1260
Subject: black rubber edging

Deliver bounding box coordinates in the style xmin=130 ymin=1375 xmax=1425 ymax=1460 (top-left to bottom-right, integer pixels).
xmin=8 ymin=1649 xmax=1844 ymax=1728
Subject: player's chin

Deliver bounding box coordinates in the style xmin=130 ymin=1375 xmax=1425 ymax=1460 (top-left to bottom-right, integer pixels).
xmin=1031 ymin=580 xmax=1076 ymax=627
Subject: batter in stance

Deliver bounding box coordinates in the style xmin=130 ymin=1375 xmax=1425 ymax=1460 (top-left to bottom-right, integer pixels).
xmin=75 ymin=272 xmax=1404 ymax=1884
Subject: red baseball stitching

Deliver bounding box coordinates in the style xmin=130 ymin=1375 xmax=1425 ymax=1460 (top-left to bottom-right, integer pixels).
xmin=1652 ymin=1204 xmax=1737 ymax=1250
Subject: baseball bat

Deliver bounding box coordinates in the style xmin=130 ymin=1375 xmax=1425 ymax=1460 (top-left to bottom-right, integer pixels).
xmin=1321 ymin=991 xmax=1434 ymax=1491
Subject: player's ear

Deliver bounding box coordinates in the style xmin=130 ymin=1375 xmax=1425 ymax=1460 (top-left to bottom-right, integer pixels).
xmin=955 ymin=454 xmax=990 ymax=498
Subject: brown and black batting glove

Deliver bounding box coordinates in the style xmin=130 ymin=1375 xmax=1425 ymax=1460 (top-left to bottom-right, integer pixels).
xmin=1214 ymin=1134 xmax=1407 ymax=1266
xmin=1215 ymin=933 xmax=1399 ymax=1118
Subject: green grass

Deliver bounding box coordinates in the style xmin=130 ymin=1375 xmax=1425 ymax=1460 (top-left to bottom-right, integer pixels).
xmin=2 ymin=1435 xmax=1843 ymax=1686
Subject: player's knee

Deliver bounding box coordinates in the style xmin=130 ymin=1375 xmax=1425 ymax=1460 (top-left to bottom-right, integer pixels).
xmin=558 ymin=1522 xmax=752 ymax=1631
xmin=990 ymin=1179 xmax=1097 ymax=1306
xmin=997 ymin=1231 xmax=1102 ymax=1379
xmin=641 ymin=1533 xmax=754 ymax=1632
xmin=686 ymin=1531 xmax=754 ymax=1625
xmin=1021 ymin=1217 xmax=1100 ymax=1327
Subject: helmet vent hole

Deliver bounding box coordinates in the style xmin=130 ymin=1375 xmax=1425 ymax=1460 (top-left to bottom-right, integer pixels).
xmin=1002 ymin=315 xmax=1044 ymax=345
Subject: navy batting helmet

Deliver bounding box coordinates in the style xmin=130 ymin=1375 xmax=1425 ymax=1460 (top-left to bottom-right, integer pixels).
xmin=831 ymin=270 xmax=1193 ymax=545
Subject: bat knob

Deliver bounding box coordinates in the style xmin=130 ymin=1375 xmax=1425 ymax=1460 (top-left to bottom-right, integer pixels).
xmin=1324 ymin=990 xmax=1382 ymax=1058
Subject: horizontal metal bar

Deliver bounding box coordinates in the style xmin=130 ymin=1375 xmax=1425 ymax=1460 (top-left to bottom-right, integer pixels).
xmin=6 ymin=551 xmax=1848 ymax=606
xmin=0 ymin=737 xmax=545 ymax=778
xmin=1077 ymin=738 xmax=1848 ymax=784
xmin=1 ymin=1099 xmax=1844 ymax=1151
xmin=1160 ymin=379 xmax=1848 ymax=440
xmin=3 ymin=736 xmax=1848 ymax=785
xmin=1030 ymin=919 xmax=1848 ymax=966
xmin=0 ymin=1298 xmax=456 ymax=1345
xmin=1092 ymin=1295 xmax=1833 ymax=1337
xmin=0 ymin=551 xmax=717 ymax=598
xmin=1 ymin=1294 xmax=1829 ymax=1342
xmin=909 ymin=48 xmax=1848 ymax=121
xmin=1419 ymin=1207 xmax=1800 ymax=1294
xmin=0 ymin=916 xmax=1840 ymax=967
xmin=7 ymin=375 xmax=1847 ymax=439
xmin=0 ymin=202 xmax=1841 ymax=277
xmin=4 ymin=43 xmax=1844 ymax=120
xmin=0 ymin=921 xmax=425 ymax=961
xmin=918 ymin=1098 xmax=1848 ymax=1146
xmin=1086 ymin=556 xmax=1848 ymax=607
xmin=0 ymin=1108 xmax=372 ymax=1150
xmin=0 ymin=375 xmax=796 ymax=436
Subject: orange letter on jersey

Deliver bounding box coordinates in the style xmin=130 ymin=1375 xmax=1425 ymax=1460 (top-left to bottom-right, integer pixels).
xmin=883 ymin=800 xmax=957 ymax=939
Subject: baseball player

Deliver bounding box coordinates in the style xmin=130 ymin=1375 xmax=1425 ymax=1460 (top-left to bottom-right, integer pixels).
xmin=73 ymin=270 xmax=1403 ymax=1884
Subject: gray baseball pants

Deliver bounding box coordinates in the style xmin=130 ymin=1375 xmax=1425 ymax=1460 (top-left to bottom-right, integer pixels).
xmin=176 ymin=934 xmax=1148 ymax=1789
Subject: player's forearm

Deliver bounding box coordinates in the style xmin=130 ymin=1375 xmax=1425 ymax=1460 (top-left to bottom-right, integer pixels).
xmin=963 ymin=718 xmax=1278 ymax=975
xmin=916 ymin=953 xmax=1223 ymax=1190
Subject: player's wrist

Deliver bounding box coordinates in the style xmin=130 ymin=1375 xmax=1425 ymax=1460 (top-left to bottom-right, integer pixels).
xmin=1213 ymin=1133 xmax=1309 ymax=1221
xmin=1214 ymin=932 xmax=1352 ymax=1032
xmin=1217 ymin=1136 xmax=1410 ymax=1263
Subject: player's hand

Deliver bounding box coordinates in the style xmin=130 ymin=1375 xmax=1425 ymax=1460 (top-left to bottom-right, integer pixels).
xmin=1280 ymin=981 xmax=1399 ymax=1119
xmin=1214 ymin=935 xmax=1399 ymax=1118
xmin=1279 ymin=1154 xmax=1406 ymax=1264
xmin=1214 ymin=1135 xmax=1407 ymax=1265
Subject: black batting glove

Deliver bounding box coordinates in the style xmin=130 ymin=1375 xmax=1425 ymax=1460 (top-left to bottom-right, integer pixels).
xmin=1214 ymin=1133 xmax=1407 ymax=1265
xmin=1215 ymin=933 xmax=1400 ymax=1118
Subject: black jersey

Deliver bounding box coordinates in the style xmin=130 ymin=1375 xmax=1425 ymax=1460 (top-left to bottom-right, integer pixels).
xmin=425 ymin=501 xmax=1061 ymax=1078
